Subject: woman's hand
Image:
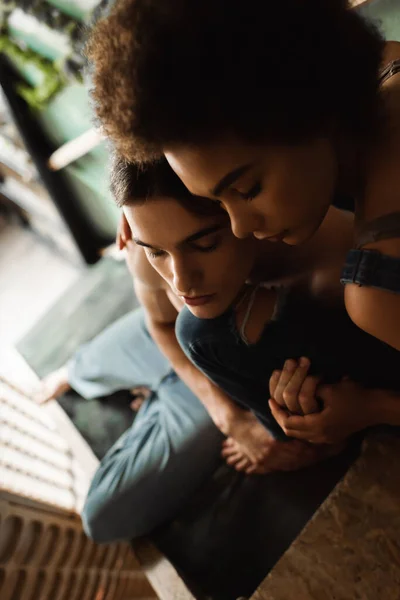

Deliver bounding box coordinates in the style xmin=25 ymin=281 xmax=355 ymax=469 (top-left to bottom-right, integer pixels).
xmin=269 ymin=357 xmax=320 ymax=415
xmin=269 ymin=379 xmax=378 ymax=444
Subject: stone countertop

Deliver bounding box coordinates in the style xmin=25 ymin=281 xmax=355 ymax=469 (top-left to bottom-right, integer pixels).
xmin=251 ymin=433 xmax=400 ymax=600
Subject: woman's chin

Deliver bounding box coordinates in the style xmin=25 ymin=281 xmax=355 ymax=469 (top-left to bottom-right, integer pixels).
xmin=284 ymin=225 xmax=319 ymax=246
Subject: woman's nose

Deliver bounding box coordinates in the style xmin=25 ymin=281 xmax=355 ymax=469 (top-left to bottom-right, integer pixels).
xmin=227 ymin=205 xmax=266 ymax=239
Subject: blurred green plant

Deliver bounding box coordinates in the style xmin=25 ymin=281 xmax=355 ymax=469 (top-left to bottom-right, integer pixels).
xmin=0 ymin=35 xmax=65 ymax=109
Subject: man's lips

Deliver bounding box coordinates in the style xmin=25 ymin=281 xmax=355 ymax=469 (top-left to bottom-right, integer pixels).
xmin=182 ymin=294 xmax=216 ymax=306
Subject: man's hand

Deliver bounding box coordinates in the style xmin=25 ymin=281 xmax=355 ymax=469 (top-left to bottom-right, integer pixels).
xmin=222 ymin=407 xmax=322 ymax=474
xmin=116 ymin=211 xmax=132 ymax=250
xmin=269 ymin=358 xmax=320 ymax=415
xmin=269 ymin=379 xmax=377 ymax=444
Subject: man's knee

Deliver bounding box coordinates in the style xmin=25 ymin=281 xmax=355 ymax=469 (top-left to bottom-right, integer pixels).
xmin=81 ymin=484 xmax=158 ymax=543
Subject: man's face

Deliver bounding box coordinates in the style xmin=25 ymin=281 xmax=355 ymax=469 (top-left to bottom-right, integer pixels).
xmin=125 ymin=196 xmax=257 ymax=318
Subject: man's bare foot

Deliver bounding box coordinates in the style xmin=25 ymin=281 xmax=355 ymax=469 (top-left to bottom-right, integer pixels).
xmin=222 ymin=436 xmax=345 ymax=476
xmin=221 ymin=438 xmax=255 ymax=472
xmin=35 ymin=367 xmax=70 ymax=404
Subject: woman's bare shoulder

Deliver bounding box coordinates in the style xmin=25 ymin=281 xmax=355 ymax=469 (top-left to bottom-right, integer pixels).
xmin=382 ymin=41 xmax=400 ymax=65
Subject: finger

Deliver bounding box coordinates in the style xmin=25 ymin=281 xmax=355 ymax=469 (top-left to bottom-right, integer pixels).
xmin=268 ymin=398 xmax=291 ymax=429
xmin=269 ymin=399 xmax=315 ymax=432
xmin=284 ymin=429 xmax=318 ymax=442
xmin=273 ymin=359 xmax=298 ymax=406
xmin=281 ymin=357 xmax=311 ymax=414
xmin=298 ymin=376 xmax=321 ymax=415
xmin=269 ymin=370 xmax=281 ymax=399
xmin=268 ymin=404 xmax=321 ymax=442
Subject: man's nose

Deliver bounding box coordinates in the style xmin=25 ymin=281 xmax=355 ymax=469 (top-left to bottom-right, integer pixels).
xmin=172 ymin=256 xmax=202 ymax=295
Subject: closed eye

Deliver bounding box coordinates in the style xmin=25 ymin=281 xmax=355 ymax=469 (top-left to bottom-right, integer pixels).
xmin=190 ymin=235 xmax=220 ymax=253
xmin=147 ymin=248 xmax=165 ymax=259
xmin=240 ymin=181 xmax=262 ymax=201
xmin=192 ymin=241 xmax=218 ymax=253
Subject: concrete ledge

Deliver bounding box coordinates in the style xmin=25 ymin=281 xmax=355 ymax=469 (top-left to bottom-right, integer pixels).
xmin=251 ymin=433 xmax=400 ymax=600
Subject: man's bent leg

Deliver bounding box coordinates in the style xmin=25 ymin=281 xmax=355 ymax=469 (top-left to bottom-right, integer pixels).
xmin=82 ymin=373 xmax=224 ymax=543
xmin=68 ymin=308 xmax=170 ymax=399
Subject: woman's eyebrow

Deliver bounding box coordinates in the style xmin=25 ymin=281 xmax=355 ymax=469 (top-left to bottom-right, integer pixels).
xmin=211 ymin=163 xmax=254 ymax=197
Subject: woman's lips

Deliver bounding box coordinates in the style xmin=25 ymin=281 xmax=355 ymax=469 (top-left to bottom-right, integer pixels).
xmin=254 ymin=230 xmax=288 ymax=242
xmin=182 ymin=294 xmax=216 ymax=306
xmin=267 ymin=231 xmax=287 ymax=242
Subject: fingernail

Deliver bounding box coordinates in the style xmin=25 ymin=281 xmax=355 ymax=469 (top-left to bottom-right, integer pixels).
xmin=299 ymin=357 xmax=309 ymax=367
xmin=285 ymin=360 xmax=296 ymax=371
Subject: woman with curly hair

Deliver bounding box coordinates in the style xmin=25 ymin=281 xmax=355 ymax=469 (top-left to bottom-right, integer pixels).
xmin=86 ymin=0 xmax=400 ymax=441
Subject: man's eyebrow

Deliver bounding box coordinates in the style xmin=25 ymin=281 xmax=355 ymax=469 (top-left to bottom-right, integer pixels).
xmin=211 ymin=163 xmax=254 ymax=197
xmin=133 ymin=239 xmax=156 ymax=249
xmin=133 ymin=225 xmax=224 ymax=250
xmin=184 ymin=224 xmax=225 ymax=244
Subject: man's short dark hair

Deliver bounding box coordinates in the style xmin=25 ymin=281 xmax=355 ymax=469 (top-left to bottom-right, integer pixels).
xmin=86 ymin=0 xmax=385 ymax=162
xmin=111 ymin=155 xmax=191 ymax=207
xmin=111 ymin=155 xmax=226 ymax=217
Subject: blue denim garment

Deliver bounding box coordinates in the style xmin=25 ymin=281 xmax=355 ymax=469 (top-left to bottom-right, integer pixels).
xmin=176 ymin=291 xmax=400 ymax=441
xmin=341 ymin=249 xmax=400 ymax=293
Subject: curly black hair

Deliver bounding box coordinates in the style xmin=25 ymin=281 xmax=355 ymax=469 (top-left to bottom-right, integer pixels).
xmin=111 ymin=154 xmax=226 ymax=217
xmin=87 ymin=0 xmax=385 ymax=162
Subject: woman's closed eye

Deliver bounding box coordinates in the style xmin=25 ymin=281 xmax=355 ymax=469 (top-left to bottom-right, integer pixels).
xmin=238 ymin=181 xmax=262 ymax=202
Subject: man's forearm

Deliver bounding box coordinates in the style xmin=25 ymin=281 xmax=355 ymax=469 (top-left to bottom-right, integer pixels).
xmin=146 ymin=317 xmax=238 ymax=433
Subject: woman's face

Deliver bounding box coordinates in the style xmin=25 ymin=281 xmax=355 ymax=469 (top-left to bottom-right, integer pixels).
xmin=165 ymin=137 xmax=337 ymax=245
xmin=124 ymin=197 xmax=257 ymax=318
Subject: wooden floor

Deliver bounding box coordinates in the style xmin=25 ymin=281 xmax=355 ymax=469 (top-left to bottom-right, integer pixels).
xmin=1 ymin=221 xmax=135 ymax=386
xmin=0 ymin=222 xmax=80 ymax=347
xmin=17 ymin=250 xmax=136 ymax=377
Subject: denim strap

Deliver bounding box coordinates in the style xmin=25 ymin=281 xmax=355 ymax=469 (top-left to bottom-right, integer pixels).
xmin=341 ymin=248 xmax=400 ymax=294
